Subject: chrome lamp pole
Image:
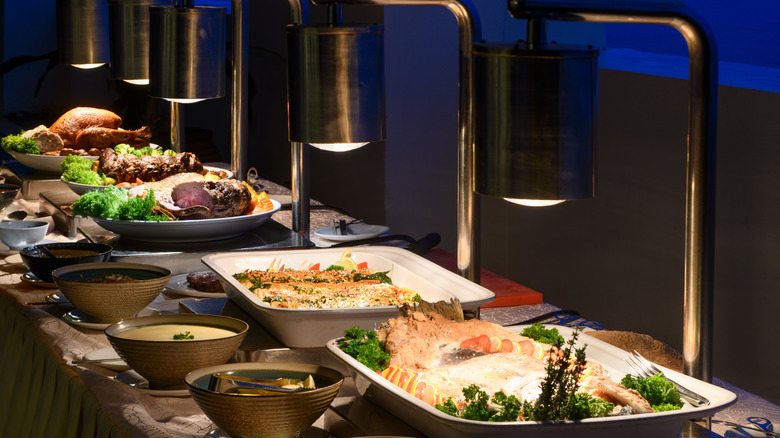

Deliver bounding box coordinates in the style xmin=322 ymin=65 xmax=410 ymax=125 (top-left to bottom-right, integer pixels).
xmin=311 ymin=0 xmax=483 ymax=282
xmin=507 ymin=0 xmax=718 ymax=382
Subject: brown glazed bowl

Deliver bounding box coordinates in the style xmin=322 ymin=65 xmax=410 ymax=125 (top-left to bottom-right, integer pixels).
xmin=106 ymin=314 xmax=249 ymax=390
xmin=52 ymin=262 xmax=170 ymax=323
xmin=185 ymin=362 xmax=343 ymax=438
xmin=20 ymin=242 xmax=113 ymax=283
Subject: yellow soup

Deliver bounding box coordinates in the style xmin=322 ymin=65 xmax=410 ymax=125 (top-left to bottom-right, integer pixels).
xmin=117 ymin=324 xmax=238 ymax=341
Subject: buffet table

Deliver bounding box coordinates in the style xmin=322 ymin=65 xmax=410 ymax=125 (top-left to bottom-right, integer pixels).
xmin=2 ymin=193 xmax=780 ymax=438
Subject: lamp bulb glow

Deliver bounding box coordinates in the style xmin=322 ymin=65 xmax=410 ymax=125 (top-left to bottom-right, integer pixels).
xmin=123 ymin=79 xmax=150 ymax=85
xmin=71 ymin=63 xmax=105 ymax=69
xmin=505 ymin=198 xmax=565 ymax=207
xmin=308 ymin=142 xmax=369 ymax=152
xmin=163 ymin=98 xmax=206 ymax=104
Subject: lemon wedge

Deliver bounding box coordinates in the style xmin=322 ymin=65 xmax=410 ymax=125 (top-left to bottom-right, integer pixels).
xmin=338 ymin=248 xmax=358 ymax=271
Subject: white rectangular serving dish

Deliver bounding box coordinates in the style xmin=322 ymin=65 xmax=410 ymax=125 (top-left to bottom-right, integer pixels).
xmin=202 ymin=247 xmax=495 ymax=348
xmin=326 ymin=325 xmax=737 ymax=438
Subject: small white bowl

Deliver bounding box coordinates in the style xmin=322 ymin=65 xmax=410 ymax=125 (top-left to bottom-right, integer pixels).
xmin=0 ymin=220 xmax=49 ymax=250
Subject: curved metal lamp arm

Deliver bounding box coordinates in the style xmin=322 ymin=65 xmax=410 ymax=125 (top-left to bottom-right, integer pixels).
xmin=312 ymin=0 xmax=482 ymax=282
xmin=232 ymin=0 xmax=310 ymax=234
xmin=510 ymin=0 xmax=718 ymax=382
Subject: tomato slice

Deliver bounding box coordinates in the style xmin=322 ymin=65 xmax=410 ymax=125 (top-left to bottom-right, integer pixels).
xmin=459 ymin=334 xmax=492 ymax=352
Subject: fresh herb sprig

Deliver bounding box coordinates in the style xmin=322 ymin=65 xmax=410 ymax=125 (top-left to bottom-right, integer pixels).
xmin=522 ymin=327 xmax=592 ymax=421
xmin=436 ymin=327 xmax=613 ymax=422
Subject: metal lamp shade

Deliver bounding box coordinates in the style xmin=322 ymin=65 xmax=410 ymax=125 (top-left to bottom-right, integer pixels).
xmin=57 ymin=0 xmax=110 ymax=68
xmin=108 ymin=0 xmax=174 ymax=84
xmin=287 ymin=24 xmax=385 ymax=150
xmin=473 ymin=42 xmax=598 ymax=202
xmin=149 ymin=6 xmax=226 ymax=101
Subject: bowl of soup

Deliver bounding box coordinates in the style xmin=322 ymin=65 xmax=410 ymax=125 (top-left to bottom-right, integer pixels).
xmin=106 ymin=314 xmax=249 ymax=390
xmin=52 ymin=262 xmax=170 ymax=324
xmin=185 ymin=362 xmax=343 ymax=438
xmin=20 ymin=242 xmax=113 ymax=283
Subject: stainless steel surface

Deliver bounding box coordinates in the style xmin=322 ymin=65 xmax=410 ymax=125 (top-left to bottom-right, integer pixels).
xmin=231 ymin=0 xmax=249 ymax=182
xmin=20 ymin=178 xmax=68 ymax=200
xmin=508 ymin=0 xmax=718 ymax=382
xmin=170 ymin=101 xmax=183 ymax=152
xmin=79 ymin=219 xmax=313 ymax=275
xmin=107 ymin=0 xmax=174 ymax=83
xmin=292 ymin=141 xmax=311 ymax=237
xmin=287 ymin=24 xmax=386 ymax=146
xmin=473 ymin=42 xmax=597 ymax=201
xmin=38 ymin=191 xmax=94 ymax=238
xmin=149 ymin=5 xmax=226 ymax=100
xmin=56 ymin=0 xmax=110 ymax=67
xmin=311 ymin=0 xmax=481 ymax=283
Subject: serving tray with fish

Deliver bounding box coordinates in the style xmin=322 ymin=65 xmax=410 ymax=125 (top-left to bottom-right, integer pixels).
xmin=201 ymin=247 xmax=496 ymax=348
xmin=326 ymin=322 xmax=736 ymax=438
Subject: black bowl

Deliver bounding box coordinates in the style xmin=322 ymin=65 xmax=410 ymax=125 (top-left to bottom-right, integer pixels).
xmin=0 ymin=183 xmax=20 ymax=212
xmin=20 ymin=242 xmax=113 ymax=283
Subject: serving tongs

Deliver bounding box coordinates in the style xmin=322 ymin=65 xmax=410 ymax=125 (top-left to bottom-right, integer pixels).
xmin=207 ymin=373 xmax=315 ymax=395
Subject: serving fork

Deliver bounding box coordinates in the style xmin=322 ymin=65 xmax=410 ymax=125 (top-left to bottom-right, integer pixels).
xmin=624 ymin=350 xmax=711 ymax=407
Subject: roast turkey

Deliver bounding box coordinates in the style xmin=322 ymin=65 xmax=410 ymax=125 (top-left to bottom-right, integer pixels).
xmin=49 ymin=107 xmax=151 ymax=150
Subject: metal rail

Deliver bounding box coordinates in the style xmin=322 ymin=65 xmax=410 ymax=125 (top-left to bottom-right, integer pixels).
xmin=311 ymin=0 xmax=482 ymax=282
xmin=509 ymin=0 xmax=719 ymax=381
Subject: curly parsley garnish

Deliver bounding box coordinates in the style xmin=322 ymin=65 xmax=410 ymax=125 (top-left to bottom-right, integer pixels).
xmin=173 ymin=331 xmax=194 ymax=340
xmin=339 ymin=326 xmax=390 ymax=371
xmin=620 ymin=373 xmax=683 ymax=412
xmin=437 ymin=385 xmax=523 ymax=421
xmin=521 ymin=322 xmax=564 ymax=345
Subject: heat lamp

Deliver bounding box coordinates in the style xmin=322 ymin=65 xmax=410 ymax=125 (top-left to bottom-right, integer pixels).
xmin=108 ymin=0 xmax=175 ymax=85
xmin=57 ymin=0 xmax=110 ymax=69
xmin=499 ymin=0 xmax=718 ymax=382
xmin=148 ymin=3 xmax=226 ymax=152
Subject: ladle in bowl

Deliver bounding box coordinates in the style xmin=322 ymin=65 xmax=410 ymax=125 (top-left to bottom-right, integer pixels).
xmin=39 ymin=246 xmax=59 ymax=258
xmin=2 ymin=210 xmax=28 ymax=221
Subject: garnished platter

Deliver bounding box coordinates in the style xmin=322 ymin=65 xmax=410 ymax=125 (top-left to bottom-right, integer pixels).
xmin=9 ymin=151 xmax=98 ymax=174
xmin=61 ymin=166 xmax=234 ymax=195
xmin=91 ymin=199 xmax=281 ymax=243
xmin=202 ymin=247 xmax=496 ymax=348
xmin=326 ymin=324 xmax=737 ymax=438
